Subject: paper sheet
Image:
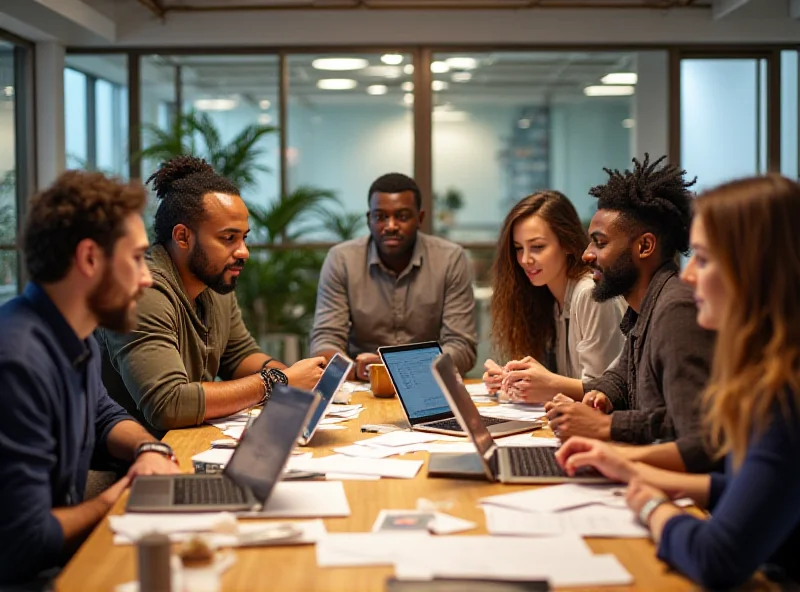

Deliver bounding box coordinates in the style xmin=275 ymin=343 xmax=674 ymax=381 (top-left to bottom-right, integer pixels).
xmin=341 ymin=380 xmax=371 ymax=392
xmin=355 ymin=431 xmax=442 ymax=448
xmin=325 ymin=472 xmax=381 ymax=481
xmin=240 ymin=481 xmax=351 ymax=518
xmin=334 ymin=443 xmax=425 ymax=459
xmin=482 ymin=504 xmax=649 ymax=538
xmin=191 ymin=450 xmax=313 ymax=469
xmin=478 ymin=404 xmax=547 ymax=422
xmin=480 ymin=483 xmax=627 ymax=513
xmin=465 ymin=383 xmax=490 ymax=396
xmin=290 ymin=454 xmax=423 ymax=479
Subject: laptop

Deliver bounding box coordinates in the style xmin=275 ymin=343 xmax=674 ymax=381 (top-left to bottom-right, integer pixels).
xmin=298 ymin=352 xmax=354 ymax=445
xmin=126 ymin=385 xmax=320 ymax=513
xmin=428 ymin=353 xmax=609 ymax=484
xmin=378 ymin=341 xmax=539 ymax=437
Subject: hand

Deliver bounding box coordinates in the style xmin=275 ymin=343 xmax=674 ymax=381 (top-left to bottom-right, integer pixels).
xmin=555 ymin=436 xmax=636 ymax=482
xmin=547 ymin=402 xmax=612 ymax=441
xmin=625 ymin=478 xmax=670 ymax=516
xmin=544 ymin=393 xmax=574 ymax=412
xmin=501 ymin=358 xmax=555 ymax=404
xmin=98 ymin=475 xmax=131 ymax=509
xmin=283 ymin=357 xmax=327 ymax=389
xmin=355 ymin=353 xmax=381 ymax=382
xmin=127 ymin=452 xmax=182 ymax=480
xmin=583 ymin=390 xmax=612 ymax=413
xmin=482 ymin=359 xmax=504 ymax=394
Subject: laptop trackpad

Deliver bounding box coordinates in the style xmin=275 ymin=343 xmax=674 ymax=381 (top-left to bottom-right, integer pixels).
xmin=129 ymin=478 xmax=172 ymax=507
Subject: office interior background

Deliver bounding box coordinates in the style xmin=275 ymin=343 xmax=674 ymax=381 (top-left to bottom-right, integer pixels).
xmin=1 ymin=0 xmax=799 ymax=374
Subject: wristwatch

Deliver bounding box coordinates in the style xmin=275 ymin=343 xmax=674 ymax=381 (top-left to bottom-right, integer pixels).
xmin=638 ymin=495 xmax=671 ymax=526
xmin=259 ymin=366 xmax=288 ymax=404
xmin=135 ymin=441 xmax=177 ymax=464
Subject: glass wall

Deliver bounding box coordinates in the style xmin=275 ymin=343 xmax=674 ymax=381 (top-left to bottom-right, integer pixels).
xmin=139 ymin=55 xmax=280 ymax=210
xmin=286 ymin=53 xmax=414 ymax=242
xmin=680 ymin=57 xmax=768 ymax=192
xmin=431 ymin=51 xmax=638 ymax=243
xmin=781 ymin=50 xmax=798 ymax=179
xmin=64 ymin=55 xmax=128 ymax=177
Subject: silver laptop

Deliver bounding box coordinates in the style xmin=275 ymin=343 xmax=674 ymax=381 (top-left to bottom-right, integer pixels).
xmin=428 ymin=354 xmax=609 ymax=484
xmin=298 ymin=352 xmax=354 ymax=445
xmin=378 ymin=341 xmax=539 ymax=437
xmin=126 ymin=385 xmax=320 ymax=513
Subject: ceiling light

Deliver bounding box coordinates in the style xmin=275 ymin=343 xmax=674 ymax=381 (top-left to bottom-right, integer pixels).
xmin=363 ymin=65 xmax=402 ymax=79
xmin=317 ymin=78 xmax=358 ymax=90
xmin=601 ymin=72 xmax=638 ymax=85
xmin=518 ymin=118 xmax=531 ymax=129
xmin=367 ymin=84 xmax=388 ymax=95
xmin=194 ymin=98 xmax=237 ymax=111
xmin=401 ymin=81 xmax=414 ymax=92
xmin=403 ymin=64 xmax=414 ymax=75
xmin=258 ymin=114 xmax=273 ymax=125
xmin=444 ymin=57 xmax=477 ymax=70
xmin=431 ymin=61 xmax=450 ymax=74
xmin=451 ymin=72 xmax=472 ymax=83
xmin=3 ymin=86 xmax=13 ymax=97
xmin=583 ymin=85 xmax=635 ymax=97
xmin=403 ymin=93 xmax=414 ymax=105
xmin=311 ymin=57 xmax=368 ymax=71
xmin=433 ymin=110 xmax=468 ymax=122
xmin=259 ymin=99 xmax=271 ymax=110
xmin=622 ymin=118 xmax=635 ymax=128
xmin=381 ymin=53 xmax=404 ymax=65
xmin=431 ymin=80 xmax=449 ymax=92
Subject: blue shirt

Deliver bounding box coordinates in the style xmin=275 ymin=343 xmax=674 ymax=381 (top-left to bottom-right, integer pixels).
xmin=658 ymin=397 xmax=800 ymax=589
xmin=0 ymin=283 xmax=132 ymax=584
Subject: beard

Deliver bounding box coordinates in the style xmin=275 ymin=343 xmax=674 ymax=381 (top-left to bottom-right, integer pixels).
xmin=88 ymin=265 xmax=142 ymax=333
xmin=591 ymin=249 xmax=639 ymax=302
xmin=188 ymin=242 xmax=244 ymax=295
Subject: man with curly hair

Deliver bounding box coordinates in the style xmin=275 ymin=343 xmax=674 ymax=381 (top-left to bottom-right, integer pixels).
xmin=0 ymin=171 xmax=180 ymax=587
xmin=546 ymin=154 xmax=717 ymax=473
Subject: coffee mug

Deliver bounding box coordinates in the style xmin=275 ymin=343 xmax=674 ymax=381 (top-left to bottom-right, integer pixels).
xmin=367 ymin=363 xmax=396 ymax=398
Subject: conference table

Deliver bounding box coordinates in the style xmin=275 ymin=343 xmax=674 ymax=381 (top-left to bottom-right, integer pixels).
xmin=56 ymin=389 xmax=699 ymax=591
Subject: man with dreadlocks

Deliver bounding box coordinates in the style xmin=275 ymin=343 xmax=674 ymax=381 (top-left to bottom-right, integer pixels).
xmin=546 ymin=154 xmax=717 ymax=473
xmin=98 ymin=156 xmax=326 ymax=438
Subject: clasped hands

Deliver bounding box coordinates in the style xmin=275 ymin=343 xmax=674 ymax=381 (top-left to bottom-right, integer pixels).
xmin=482 ymin=356 xmax=557 ymax=404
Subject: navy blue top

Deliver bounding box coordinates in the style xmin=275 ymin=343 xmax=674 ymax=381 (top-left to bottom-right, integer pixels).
xmin=0 ymin=283 xmax=132 ymax=584
xmin=658 ymin=397 xmax=800 ymax=589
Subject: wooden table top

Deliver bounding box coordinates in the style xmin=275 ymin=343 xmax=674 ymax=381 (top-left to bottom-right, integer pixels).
xmin=56 ymin=390 xmax=696 ymax=592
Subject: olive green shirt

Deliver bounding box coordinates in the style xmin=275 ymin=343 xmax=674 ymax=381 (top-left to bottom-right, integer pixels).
xmin=97 ymin=244 xmax=262 ymax=437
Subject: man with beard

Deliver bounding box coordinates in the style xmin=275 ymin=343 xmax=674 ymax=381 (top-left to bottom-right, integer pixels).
xmin=98 ymin=156 xmax=325 ymax=437
xmin=310 ymin=172 xmax=477 ymax=379
xmin=546 ymin=155 xmax=717 ymax=473
xmin=0 ymin=171 xmax=180 ymax=587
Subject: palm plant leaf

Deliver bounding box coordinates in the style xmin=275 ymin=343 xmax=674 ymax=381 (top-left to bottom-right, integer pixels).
xmin=219 ymin=124 xmax=277 ymax=188
xmin=247 ymin=186 xmax=337 ymax=243
xmin=322 ymin=212 xmax=366 ymax=241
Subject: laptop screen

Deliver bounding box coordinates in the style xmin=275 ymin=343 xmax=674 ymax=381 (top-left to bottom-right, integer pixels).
xmin=224 ymin=385 xmax=317 ymax=503
xmin=432 ymin=353 xmax=495 ymax=458
xmin=380 ymin=342 xmax=450 ymax=421
xmin=302 ymin=353 xmax=353 ymax=441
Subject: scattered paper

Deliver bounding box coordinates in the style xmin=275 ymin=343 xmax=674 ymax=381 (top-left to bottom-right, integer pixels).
xmin=325 ymin=472 xmax=380 ymax=481
xmin=422 ymin=442 xmax=478 ymax=454
xmin=240 ymin=481 xmax=351 ymax=518
xmin=222 ymin=426 xmax=245 ymax=439
xmin=478 ymin=404 xmax=547 ymax=422
xmin=482 ymin=504 xmax=648 ymax=538
xmin=316 ymin=424 xmax=346 ymax=431
xmin=341 ymin=381 xmax=371 ymax=392
xmin=355 ymin=431 xmax=442 ymax=448
xmin=192 ymin=448 xmax=234 ymax=466
xmin=429 ymin=512 xmax=476 ymax=535
xmin=291 ymin=454 xmax=423 ymax=479
xmin=480 ymin=483 xmax=627 ymax=514
xmin=465 ymin=383 xmax=490 ymax=397
xmin=334 ymin=443 xmax=425 ymax=459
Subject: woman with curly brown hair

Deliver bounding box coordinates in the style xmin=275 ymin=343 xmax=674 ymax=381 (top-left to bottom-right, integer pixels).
xmin=483 ymin=190 xmax=625 ymax=403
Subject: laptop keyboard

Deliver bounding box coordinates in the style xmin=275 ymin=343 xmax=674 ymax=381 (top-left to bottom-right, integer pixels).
xmin=507 ymin=447 xmax=565 ymax=477
xmin=173 ymin=476 xmax=249 ymax=506
xmin=426 ymin=415 xmax=508 ymax=432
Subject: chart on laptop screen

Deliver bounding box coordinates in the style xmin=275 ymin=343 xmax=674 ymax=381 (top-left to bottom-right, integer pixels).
xmin=382 ymin=346 xmax=450 ymax=419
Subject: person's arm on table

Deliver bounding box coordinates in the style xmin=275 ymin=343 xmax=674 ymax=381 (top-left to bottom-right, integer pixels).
xmin=439 ymin=249 xmax=478 ymax=375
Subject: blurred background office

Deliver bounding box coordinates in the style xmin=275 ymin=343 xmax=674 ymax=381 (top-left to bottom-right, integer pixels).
xmin=1 ymin=0 xmax=799 ymax=375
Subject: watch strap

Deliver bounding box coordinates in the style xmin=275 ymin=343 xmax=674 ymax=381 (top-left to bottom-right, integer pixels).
xmin=638 ymin=495 xmax=671 ymax=526
xmin=135 ymin=442 xmax=177 ymax=463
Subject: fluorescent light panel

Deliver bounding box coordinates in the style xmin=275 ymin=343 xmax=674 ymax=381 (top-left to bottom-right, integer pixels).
xmin=312 ymin=57 xmax=368 ymax=71
xmin=381 ymin=54 xmax=404 ymax=65
xmin=584 ymin=85 xmax=635 ymax=97
xmin=317 ymin=78 xmax=358 ymax=90
xmin=601 ymin=72 xmax=638 ymax=85
xmin=367 ymin=84 xmax=388 ymax=95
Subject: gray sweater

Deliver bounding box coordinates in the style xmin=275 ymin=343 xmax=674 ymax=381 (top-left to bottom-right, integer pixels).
xmin=585 ymin=262 xmax=717 ymax=473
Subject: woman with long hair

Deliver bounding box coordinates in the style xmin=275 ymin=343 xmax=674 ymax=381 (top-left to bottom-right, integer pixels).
xmin=484 ymin=191 xmax=625 ymax=403
xmin=556 ymin=175 xmax=800 ymax=589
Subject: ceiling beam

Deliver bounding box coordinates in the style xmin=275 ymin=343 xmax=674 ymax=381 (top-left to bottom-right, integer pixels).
xmin=790 ymin=0 xmax=800 ymax=18
xmin=712 ymin=0 xmax=752 ymax=19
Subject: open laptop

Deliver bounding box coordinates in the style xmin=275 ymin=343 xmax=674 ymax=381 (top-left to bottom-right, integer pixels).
xmin=126 ymin=385 xmax=320 ymax=513
xmin=298 ymin=352 xmax=354 ymax=445
xmin=378 ymin=341 xmax=540 ymax=437
xmin=428 ymin=353 xmax=609 ymax=484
